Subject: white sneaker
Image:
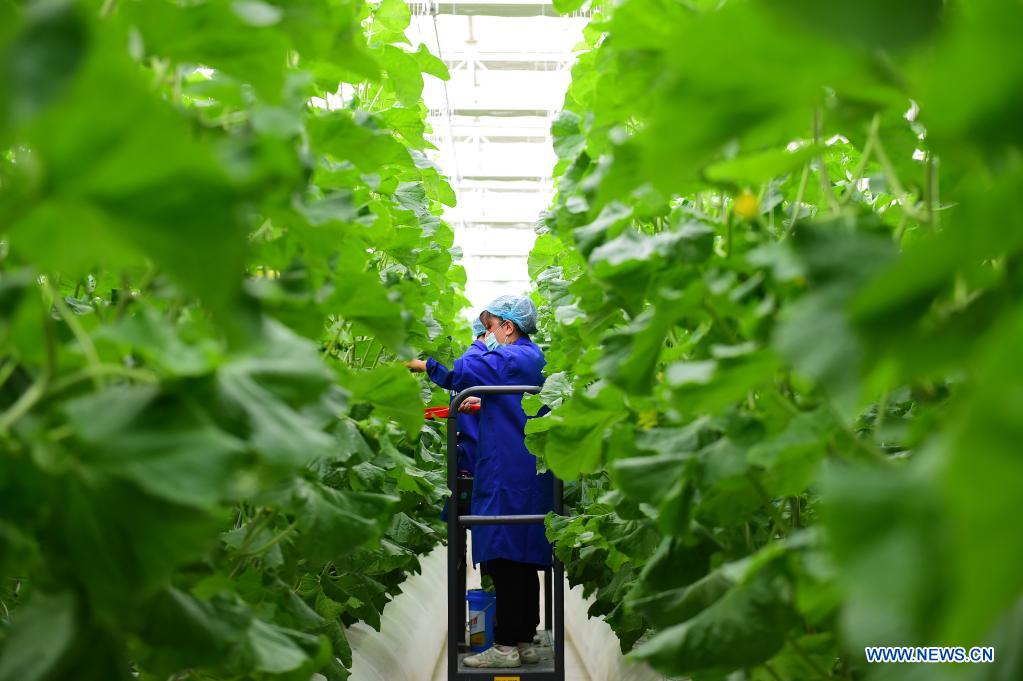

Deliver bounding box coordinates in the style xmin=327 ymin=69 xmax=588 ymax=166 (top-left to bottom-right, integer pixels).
xmin=463 ymin=646 xmax=521 ymax=668
xmin=517 ymin=643 xmax=541 ymax=664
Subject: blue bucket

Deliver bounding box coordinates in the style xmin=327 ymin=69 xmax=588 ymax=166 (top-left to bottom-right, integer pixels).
xmin=466 ymin=589 xmax=496 ymax=652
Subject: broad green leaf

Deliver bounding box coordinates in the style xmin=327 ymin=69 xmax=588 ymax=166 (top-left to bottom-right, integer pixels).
xmin=823 ymin=462 xmax=947 ymax=647
xmin=527 ymin=385 xmax=626 ymax=480
xmin=327 ymin=249 xmax=409 ymax=353
xmin=341 ymin=363 xmax=423 ymax=435
xmin=629 ymin=562 xmax=797 ymax=675
xmin=67 ymin=386 xmax=246 ymax=509
xmin=763 ymin=0 xmax=944 ymax=53
xmin=0 ymin=590 xmax=76 ymax=681
xmin=748 ymin=409 xmax=835 ymax=497
xmin=411 ymin=43 xmax=449 ymax=81
xmin=379 ymin=45 xmax=424 ymax=108
xmin=4 ymin=7 xmax=249 ymax=314
xmin=62 ymin=473 xmax=223 ymax=609
xmin=704 ymin=144 xmax=821 ymax=188
xmin=374 ymin=0 xmax=412 ymax=33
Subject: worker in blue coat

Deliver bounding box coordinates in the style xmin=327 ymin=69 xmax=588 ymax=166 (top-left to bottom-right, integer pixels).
xmin=407 ymin=295 xmax=552 ymax=669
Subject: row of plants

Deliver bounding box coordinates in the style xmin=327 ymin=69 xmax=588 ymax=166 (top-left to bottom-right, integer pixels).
xmin=0 ymin=1 xmax=464 ymax=680
xmin=528 ymin=1 xmax=1023 ymax=680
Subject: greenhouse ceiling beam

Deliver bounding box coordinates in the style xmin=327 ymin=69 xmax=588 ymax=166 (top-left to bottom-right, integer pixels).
xmin=454 ymin=179 xmax=550 ymax=190
xmin=420 ymin=0 xmax=589 ymax=18
xmin=446 ymin=58 xmax=569 ymax=71
xmin=436 ymin=134 xmax=549 ymax=144
xmin=439 ymin=108 xmax=552 ymax=117
xmin=461 ymin=221 xmax=540 ymax=229
xmin=460 ymin=173 xmax=550 ymax=181
xmin=430 ymin=114 xmax=551 ymax=127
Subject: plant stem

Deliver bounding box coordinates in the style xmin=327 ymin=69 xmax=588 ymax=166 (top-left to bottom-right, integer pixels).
xmin=892 ymin=208 xmax=909 ymax=244
xmin=784 ymin=164 xmax=811 ymax=240
xmin=46 ymin=280 xmax=104 ymax=389
xmin=244 ymin=521 xmax=298 ymax=556
xmin=813 ymin=108 xmax=842 ymax=215
xmin=724 ymin=199 xmax=734 ymax=258
xmin=872 ymin=133 xmax=925 ymax=222
xmin=789 ymin=496 xmax=801 ymax=529
xmin=47 ymin=365 xmax=158 ymax=395
xmin=748 ymin=474 xmax=789 ymax=538
xmin=0 ymin=360 xmax=16 ymax=393
xmin=788 ymin=636 xmax=833 ymax=680
xmin=325 ymin=320 xmax=344 ymax=357
xmin=841 ymin=113 xmax=879 ymax=206
xmin=369 ymin=344 xmax=386 ymax=369
xmin=927 ymin=153 xmax=940 ymax=230
xmin=0 ymin=314 xmax=55 ymax=435
xmin=701 ymin=302 xmax=740 ymax=344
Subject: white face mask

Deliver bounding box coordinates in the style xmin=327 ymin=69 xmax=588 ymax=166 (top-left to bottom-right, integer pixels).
xmin=485 ymin=332 xmax=500 ymax=351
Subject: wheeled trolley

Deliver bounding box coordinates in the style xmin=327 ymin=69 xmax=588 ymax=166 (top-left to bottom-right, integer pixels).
xmin=444 ymin=385 xmax=565 ymax=681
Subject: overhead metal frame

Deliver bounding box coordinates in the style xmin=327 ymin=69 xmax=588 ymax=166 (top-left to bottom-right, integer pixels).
xmin=408 ymin=0 xmax=584 ymax=310
xmin=420 ymin=0 xmax=593 ymax=19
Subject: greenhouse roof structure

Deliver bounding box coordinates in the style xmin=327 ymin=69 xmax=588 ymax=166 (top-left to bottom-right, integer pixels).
xmin=407 ymin=1 xmax=588 ymax=312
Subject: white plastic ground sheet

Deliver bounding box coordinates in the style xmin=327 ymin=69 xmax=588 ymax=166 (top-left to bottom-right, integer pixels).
xmin=338 ymin=542 xmax=670 ymax=681
xmin=345 ymin=544 xmax=449 ymax=681
xmin=562 ymin=583 xmax=668 ymax=681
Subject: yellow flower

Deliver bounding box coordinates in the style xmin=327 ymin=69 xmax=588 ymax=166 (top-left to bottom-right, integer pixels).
xmin=637 ymin=410 xmax=659 ymax=430
xmin=733 ymin=190 xmax=760 ymax=220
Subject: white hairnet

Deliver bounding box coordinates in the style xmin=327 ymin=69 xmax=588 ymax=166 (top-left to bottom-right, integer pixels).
xmin=485 ymin=295 xmax=538 ymax=335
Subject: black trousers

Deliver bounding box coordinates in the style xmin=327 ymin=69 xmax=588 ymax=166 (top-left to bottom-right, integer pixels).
xmin=487 ymin=558 xmax=541 ymax=646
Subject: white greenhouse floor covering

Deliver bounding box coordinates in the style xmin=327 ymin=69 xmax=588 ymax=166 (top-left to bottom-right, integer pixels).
xmin=346 ymin=541 xmax=664 ymax=681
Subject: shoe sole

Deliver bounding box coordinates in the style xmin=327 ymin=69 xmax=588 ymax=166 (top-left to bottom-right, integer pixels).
xmin=464 ymin=656 xmax=522 ymax=669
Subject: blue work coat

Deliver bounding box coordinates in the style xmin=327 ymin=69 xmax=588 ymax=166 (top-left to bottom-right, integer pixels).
xmin=454 ymin=339 xmax=486 ymax=474
xmin=427 ymin=336 xmax=553 ymax=567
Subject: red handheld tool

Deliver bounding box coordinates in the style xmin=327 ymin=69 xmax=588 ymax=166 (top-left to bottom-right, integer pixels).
xmin=423 ymin=404 xmax=481 ymax=420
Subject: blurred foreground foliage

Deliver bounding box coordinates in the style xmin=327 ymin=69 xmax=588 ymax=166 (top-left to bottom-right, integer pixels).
xmin=532 ymin=1 xmax=1023 ymax=679
xmin=0 ymin=1 xmax=469 ymax=679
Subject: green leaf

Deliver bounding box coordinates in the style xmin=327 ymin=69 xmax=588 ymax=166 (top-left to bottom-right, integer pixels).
xmin=341 ymin=364 xmax=423 ymax=434
xmin=380 ymin=45 xmax=424 ymax=108
xmin=704 ymin=144 xmax=821 ymax=188
xmin=374 ymin=0 xmax=412 ymax=33
xmin=411 ymin=43 xmax=449 ymax=81
xmin=327 ymin=250 xmax=409 ymax=353
xmin=247 ymin=619 xmax=313 ymax=674
xmin=609 ymin=453 xmax=690 ymax=506
xmin=274 ymin=478 xmax=399 ymax=564
xmin=66 ymin=386 xmax=246 ymax=509
xmin=629 ymin=562 xmax=797 ymax=675
xmin=100 ymin=306 xmax=218 ymax=376
xmin=822 ymin=463 xmax=947 ymax=647
xmin=0 ymin=590 xmax=76 ymax=681
xmin=527 ymin=385 xmax=626 ymax=480
xmin=217 ymin=320 xmax=336 ymax=467
xmin=126 ymin=0 xmax=289 ymax=98
xmin=748 ymin=409 xmax=835 ymax=497
xmin=62 ymin=473 xmax=223 ymax=609
xmin=4 ymin=8 xmax=250 ymax=314
xmin=763 ymin=0 xmax=944 ymax=53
